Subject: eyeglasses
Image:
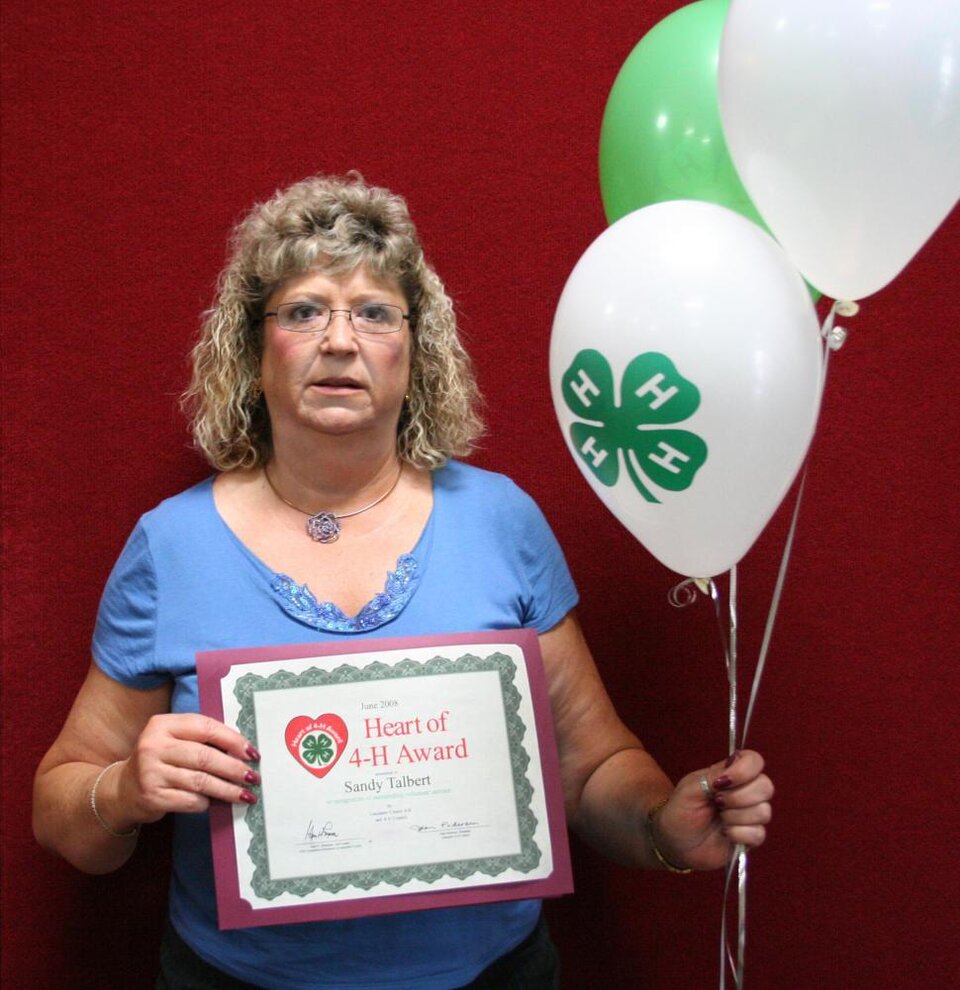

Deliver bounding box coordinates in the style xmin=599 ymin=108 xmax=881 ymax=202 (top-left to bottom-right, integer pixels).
xmin=264 ymin=301 xmax=410 ymax=335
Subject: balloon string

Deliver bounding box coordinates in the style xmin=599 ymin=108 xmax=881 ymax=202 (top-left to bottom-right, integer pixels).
xmin=743 ymin=297 xmax=853 ymax=744
xmin=720 ymin=856 xmax=734 ymax=990
xmin=740 ymin=471 xmax=805 ymax=746
xmin=707 ymin=573 xmax=736 ymax=755
xmin=719 ymin=843 xmax=750 ymax=985
xmin=713 ymin=567 xmax=746 ymax=990
xmin=726 ymin=299 xmax=853 ymax=986
xmin=728 ymin=565 xmax=738 ymax=758
xmin=674 ymin=574 xmax=745 ymax=989
xmin=671 ymin=297 xmax=856 ymax=990
xmin=736 ymin=845 xmax=748 ymax=977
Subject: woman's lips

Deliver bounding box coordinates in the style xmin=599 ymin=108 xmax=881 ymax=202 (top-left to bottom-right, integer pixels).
xmin=312 ymin=377 xmax=363 ymax=391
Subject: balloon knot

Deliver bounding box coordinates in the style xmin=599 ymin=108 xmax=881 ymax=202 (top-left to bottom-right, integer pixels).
xmin=824 ymin=326 xmax=848 ymax=351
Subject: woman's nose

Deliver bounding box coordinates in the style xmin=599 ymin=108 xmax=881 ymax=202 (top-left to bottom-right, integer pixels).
xmin=320 ymin=310 xmax=359 ymax=352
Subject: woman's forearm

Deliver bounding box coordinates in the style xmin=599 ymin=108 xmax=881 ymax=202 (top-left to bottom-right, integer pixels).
xmin=570 ymin=745 xmax=675 ymax=869
xmin=33 ymin=759 xmax=140 ymax=875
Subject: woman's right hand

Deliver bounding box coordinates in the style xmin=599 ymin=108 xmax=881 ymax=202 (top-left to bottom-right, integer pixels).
xmin=112 ymin=712 xmax=260 ymax=828
xmin=34 ymin=664 xmax=260 ymax=873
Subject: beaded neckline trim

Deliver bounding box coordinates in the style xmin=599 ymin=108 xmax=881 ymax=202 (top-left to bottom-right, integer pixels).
xmin=270 ymin=553 xmax=420 ymax=632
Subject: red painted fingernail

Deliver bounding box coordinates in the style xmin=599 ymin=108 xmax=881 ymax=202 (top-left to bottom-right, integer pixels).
xmin=244 ymin=770 xmax=261 ymax=785
xmin=246 ymin=745 xmax=261 ymax=762
xmin=713 ymin=792 xmax=726 ymax=809
xmin=240 ymin=790 xmax=257 ymax=805
xmin=725 ymin=750 xmax=741 ymax=769
xmin=713 ymin=774 xmax=733 ymax=790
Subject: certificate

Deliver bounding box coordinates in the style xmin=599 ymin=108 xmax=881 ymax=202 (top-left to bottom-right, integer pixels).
xmin=197 ymin=630 xmax=573 ymax=929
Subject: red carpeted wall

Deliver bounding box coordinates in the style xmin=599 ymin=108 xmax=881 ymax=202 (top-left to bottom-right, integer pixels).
xmin=2 ymin=2 xmax=958 ymax=987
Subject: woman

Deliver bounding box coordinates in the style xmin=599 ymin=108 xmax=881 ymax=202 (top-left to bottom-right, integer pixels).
xmin=33 ymin=174 xmax=773 ymax=989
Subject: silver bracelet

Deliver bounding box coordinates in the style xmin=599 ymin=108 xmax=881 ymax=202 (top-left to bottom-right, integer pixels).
xmin=90 ymin=761 xmax=139 ymax=839
xmin=645 ymin=799 xmax=692 ymax=874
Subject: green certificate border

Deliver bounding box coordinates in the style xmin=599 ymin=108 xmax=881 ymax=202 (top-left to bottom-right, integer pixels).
xmin=235 ymin=651 xmax=542 ymax=900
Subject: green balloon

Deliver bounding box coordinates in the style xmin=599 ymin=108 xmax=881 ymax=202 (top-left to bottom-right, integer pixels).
xmin=599 ymin=0 xmax=819 ymax=299
xmin=600 ymin=0 xmax=761 ymax=229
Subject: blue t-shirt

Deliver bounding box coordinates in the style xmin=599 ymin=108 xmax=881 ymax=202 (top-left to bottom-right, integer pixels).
xmin=93 ymin=460 xmax=578 ymax=990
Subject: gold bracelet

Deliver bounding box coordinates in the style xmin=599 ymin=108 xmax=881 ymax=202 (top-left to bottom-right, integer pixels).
xmin=645 ymin=800 xmax=692 ymax=874
xmin=90 ymin=761 xmax=140 ymax=839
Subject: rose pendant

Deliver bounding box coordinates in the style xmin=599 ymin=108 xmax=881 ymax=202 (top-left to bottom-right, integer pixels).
xmin=306 ymin=512 xmax=341 ymax=543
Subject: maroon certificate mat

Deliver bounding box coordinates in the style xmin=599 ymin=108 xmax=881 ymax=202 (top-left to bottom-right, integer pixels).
xmin=197 ymin=630 xmax=573 ymax=929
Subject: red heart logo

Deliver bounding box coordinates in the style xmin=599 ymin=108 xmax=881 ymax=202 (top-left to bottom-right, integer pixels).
xmin=285 ymin=714 xmax=349 ymax=779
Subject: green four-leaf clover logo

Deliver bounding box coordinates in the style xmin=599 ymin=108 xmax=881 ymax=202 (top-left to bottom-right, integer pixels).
xmin=562 ymin=349 xmax=707 ymax=503
xmin=301 ymin=732 xmax=336 ymax=766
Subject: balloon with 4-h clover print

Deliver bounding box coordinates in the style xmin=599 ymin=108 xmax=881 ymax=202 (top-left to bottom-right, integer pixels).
xmin=550 ymin=200 xmax=823 ymax=578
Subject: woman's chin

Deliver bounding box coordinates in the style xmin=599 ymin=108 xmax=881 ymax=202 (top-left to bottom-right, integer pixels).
xmin=299 ymin=410 xmax=384 ymax=440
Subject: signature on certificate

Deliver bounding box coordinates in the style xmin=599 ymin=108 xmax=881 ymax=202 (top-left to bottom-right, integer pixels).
xmin=410 ymin=819 xmax=482 ymax=834
xmin=304 ymin=820 xmax=339 ymax=841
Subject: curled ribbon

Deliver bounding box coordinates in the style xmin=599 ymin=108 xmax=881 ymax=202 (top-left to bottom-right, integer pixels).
xmin=668 ymin=577 xmax=713 ymax=608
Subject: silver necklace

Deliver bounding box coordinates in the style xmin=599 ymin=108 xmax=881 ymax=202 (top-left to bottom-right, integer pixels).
xmin=264 ymin=463 xmax=404 ymax=544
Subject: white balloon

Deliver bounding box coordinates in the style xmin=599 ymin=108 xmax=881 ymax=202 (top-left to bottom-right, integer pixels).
xmin=719 ymin=0 xmax=960 ymax=302
xmin=550 ymin=201 xmax=822 ymax=578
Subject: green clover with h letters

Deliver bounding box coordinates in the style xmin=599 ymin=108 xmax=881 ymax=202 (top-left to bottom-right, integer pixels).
xmin=562 ymin=349 xmax=707 ymax=503
xmin=301 ymin=732 xmax=335 ymax=766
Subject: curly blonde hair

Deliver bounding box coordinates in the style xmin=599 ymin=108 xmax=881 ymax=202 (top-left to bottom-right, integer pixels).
xmin=182 ymin=174 xmax=483 ymax=470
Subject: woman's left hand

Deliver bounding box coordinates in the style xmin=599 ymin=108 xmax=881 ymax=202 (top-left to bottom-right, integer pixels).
xmin=652 ymin=750 xmax=774 ymax=871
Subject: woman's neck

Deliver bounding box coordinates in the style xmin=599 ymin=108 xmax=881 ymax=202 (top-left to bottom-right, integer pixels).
xmin=265 ymin=433 xmax=402 ymax=512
